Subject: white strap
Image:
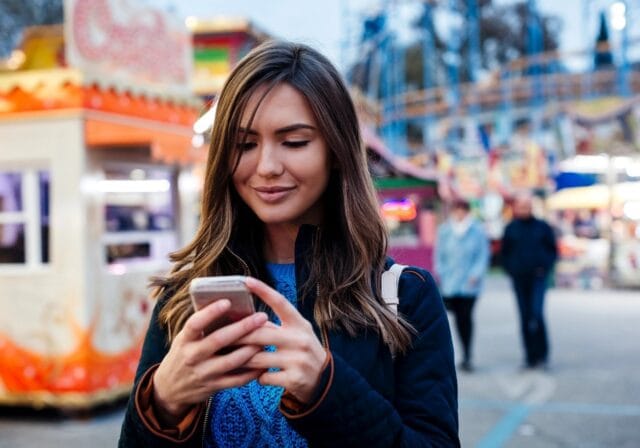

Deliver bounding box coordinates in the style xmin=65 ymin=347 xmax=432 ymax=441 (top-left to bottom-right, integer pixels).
xmin=381 ymin=263 xmax=407 ymax=315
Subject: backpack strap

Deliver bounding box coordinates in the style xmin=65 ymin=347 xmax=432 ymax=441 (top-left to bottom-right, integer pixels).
xmin=381 ymin=263 xmax=407 ymax=316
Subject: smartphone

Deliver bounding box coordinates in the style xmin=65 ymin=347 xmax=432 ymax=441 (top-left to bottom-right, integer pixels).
xmin=189 ymin=275 xmax=256 ymax=335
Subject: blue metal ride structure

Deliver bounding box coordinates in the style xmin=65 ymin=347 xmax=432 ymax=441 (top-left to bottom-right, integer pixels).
xmin=351 ymin=0 xmax=637 ymax=158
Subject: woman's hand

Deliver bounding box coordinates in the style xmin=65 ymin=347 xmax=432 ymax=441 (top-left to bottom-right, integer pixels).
xmin=239 ymin=277 xmax=328 ymax=404
xmin=152 ymin=299 xmax=269 ymax=423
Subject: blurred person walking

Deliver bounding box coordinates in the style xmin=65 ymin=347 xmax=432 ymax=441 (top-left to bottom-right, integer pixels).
xmin=501 ymin=193 xmax=558 ymax=369
xmin=435 ymin=199 xmax=490 ymax=372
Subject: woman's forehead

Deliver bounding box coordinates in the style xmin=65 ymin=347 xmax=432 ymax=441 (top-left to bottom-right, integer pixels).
xmin=239 ymin=83 xmax=316 ymax=129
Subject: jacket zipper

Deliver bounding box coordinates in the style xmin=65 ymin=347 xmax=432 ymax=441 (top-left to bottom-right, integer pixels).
xmin=201 ymin=248 xmax=249 ymax=446
xmin=201 ymin=395 xmax=213 ymax=447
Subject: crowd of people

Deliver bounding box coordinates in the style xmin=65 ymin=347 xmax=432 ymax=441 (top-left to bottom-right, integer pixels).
xmin=435 ymin=194 xmax=557 ymax=373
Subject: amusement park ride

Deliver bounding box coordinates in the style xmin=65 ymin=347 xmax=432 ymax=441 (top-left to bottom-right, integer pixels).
xmin=348 ymin=0 xmax=640 ymax=287
xmin=347 ymin=0 xmax=640 ymax=157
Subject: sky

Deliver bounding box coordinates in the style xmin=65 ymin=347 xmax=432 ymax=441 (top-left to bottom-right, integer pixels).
xmin=148 ymin=0 xmax=622 ymax=73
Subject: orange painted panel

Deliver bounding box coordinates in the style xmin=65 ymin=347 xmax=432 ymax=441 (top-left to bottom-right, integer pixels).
xmin=85 ymin=118 xmax=196 ymax=164
xmin=0 ymin=327 xmax=142 ymax=394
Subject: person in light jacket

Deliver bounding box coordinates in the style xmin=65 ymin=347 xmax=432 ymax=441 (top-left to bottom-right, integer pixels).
xmin=435 ymin=199 xmax=489 ymax=372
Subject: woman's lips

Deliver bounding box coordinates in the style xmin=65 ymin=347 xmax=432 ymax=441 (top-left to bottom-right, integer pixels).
xmin=253 ymin=186 xmax=295 ymax=203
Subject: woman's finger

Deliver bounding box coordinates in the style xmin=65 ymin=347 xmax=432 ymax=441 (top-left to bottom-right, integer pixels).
xmin=181 ymin=299 xmax=231 ymax=341
xmin=243 ymin=350 xmax=288 ymax=370
xmin=211 ymin=368 xmax=264 ymax=390
xmin=201 ymin=344 xmax=264 ymax=374
xmin=198 ymin=311 xmax=269 ymax=354
xmin=235 ymin=326 xmax=295 ymax=348
xmin=245 ymin=277 xmax=302 ymax=325
xmin=257 ymin=370 xmax=287 ymax=388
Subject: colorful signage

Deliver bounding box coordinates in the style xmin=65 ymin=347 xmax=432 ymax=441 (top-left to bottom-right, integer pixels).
xmin=382 ymin=198 xmax=418 ymax=222
xmin=64 ymin=0 xmax=192 ymax=93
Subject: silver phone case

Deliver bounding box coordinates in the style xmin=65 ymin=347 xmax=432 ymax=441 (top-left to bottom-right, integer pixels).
xmin=189 ymin=276 xmax=255 ymax=333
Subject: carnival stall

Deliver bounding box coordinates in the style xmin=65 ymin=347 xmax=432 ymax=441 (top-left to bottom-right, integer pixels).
xmin=188 ymin=17 xmax=268 ymax=100
xmin=0 ymin=0 xmax=201 ymax=408
xmin=186 ymin=17 xmax=270 ymax=150
xmin=547 ymin=96 xmax=640 ymax=288
xmin=547 ymin=180 xmax=640 ymax=288
xmin=362 ymin=126 xmax=439 ymax=270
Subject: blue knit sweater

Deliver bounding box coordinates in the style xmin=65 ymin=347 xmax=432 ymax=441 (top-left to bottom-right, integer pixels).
xmin=205 ymin=263 xmax=308 ymax=448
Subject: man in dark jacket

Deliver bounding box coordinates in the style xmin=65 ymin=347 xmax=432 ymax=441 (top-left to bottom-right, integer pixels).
xmin=501 ymin=194 xmax=557 ymax=369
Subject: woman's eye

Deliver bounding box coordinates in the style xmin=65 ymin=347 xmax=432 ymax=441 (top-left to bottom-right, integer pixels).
xmin=283 ymin=140 xmax=309 ymax=148
xmin=236 ymin=142 xmax=257 ymax=151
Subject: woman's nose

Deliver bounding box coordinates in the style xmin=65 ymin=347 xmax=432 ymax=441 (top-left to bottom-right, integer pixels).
xmin=255 ymin=145 xmax=284 ymax=177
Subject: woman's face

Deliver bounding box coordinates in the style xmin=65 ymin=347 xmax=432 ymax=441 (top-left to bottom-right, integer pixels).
xmin=232 ymin=83 xmax=331 ymax=228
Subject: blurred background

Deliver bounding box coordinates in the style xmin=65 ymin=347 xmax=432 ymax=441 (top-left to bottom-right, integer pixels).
xmin=0 ymin=0 xmax=639 ymax=447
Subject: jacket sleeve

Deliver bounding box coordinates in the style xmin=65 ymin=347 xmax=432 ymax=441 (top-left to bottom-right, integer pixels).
xmin=284 ymin=269 xmax=460 ymax=447
xmin=542 ymin=221 xmax=558 ymax=270
xmin=118 ymin=297 xmax=204 ymax=448
xmin=468 ymin=226 xmax=490 ymax=281
xmin=500 ymin=223 xmax=513 ymax=275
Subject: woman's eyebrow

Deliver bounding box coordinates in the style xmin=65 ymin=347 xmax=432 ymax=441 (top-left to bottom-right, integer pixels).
xmin=237 ymin=123 xmax=316 ymax=136
xmin=237 ymin=127 xmax=258 ymax=136
xmin=274 ymin=124 xmax=316 ymax=135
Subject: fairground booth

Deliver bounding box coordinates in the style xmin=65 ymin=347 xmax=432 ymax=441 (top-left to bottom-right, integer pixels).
xmin=363 ymin=127 xmax=439 ymax=270
xmin=188 ymin=17 xmax=269 ymax=101
xmin=545 ymin=97 xmax=640 ymax=288
xmin=349 ymin=91 xmax=439 ymax=271
xmin=0 ymin=0 xmax=201 ymax=408
xmin=185 ymin=16 xmax=269 ymax=152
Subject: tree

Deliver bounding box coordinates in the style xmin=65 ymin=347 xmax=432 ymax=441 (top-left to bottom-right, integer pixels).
xmin=474 ymin=1 xmax=561 ymax=77
xmin=0 ymin=0 xmax=63 ymax=57
xmin=594 ymin=11 xmax=613 ymax=69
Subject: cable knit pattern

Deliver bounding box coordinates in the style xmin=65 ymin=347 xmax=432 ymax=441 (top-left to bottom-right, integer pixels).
xmin=206 ymin=263 xmax=307 ymax=447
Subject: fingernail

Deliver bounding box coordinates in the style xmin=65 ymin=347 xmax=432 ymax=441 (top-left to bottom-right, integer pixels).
xmin=216 ymin=299 xmax=230 ymax=310
xmin=253 ymin=312 xmax=267 ymax=324
xmin=245 ymin=277 xmax=257 ymax=287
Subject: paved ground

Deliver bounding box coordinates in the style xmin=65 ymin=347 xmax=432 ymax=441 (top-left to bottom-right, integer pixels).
xmin=0 ymin=273 xmax=639 ymax=447
xmin=457 ymin=275 xmax=640 ymax=448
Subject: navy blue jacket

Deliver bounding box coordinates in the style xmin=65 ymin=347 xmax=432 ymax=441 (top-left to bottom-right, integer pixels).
xmin=501 ymin=217 xmax=558 ymax=277
xmin=119 ymin=227 xmax=460 ymax=447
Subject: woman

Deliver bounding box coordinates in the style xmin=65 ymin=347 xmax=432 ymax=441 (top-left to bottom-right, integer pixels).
xmin=119 ymin=40 xmax=459 ymax=447
xmin=435 ymin=199 xmax=489 ymax=373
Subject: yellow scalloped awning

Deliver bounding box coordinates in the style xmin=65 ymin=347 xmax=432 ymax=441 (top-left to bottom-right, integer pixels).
xmin=0 ymin=69 xmax=204 ymax=164
xmin=546 ymin=182 xmax=640 ymax=210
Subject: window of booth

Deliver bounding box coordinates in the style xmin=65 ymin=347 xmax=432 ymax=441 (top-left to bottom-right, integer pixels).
xmin=101 ymin=166 xmax=177 ymax=270
xmin=0 ymin=169 xmax=50 ymax=266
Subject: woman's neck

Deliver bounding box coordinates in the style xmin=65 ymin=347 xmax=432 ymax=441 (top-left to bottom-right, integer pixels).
xmin=263 ymin=224 xmax=298 ymax=264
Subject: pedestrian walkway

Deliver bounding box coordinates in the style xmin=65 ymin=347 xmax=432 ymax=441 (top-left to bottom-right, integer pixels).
xmin=456 ymin=274 xmax=640 ymax=447
xmin=0 ymin=274 xmax=638 ymax=447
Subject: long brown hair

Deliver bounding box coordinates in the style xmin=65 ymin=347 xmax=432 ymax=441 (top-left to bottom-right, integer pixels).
xmin=155 ymin=40 xmax=412 ymax=353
